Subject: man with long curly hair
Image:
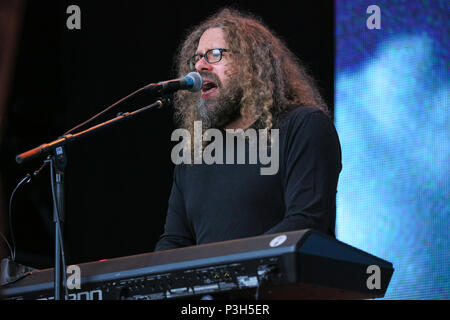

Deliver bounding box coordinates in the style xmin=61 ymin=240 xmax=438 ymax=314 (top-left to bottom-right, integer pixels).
xmin=155 ymin=8 xmax=341 ymax=250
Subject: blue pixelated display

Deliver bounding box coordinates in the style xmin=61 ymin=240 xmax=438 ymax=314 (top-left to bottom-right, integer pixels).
xmin=335 ymin=0 xmax=449 ymax=299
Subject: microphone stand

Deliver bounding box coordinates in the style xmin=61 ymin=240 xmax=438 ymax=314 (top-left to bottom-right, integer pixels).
xmin=15 ymin=98 xmax=165 ymax=300
xmin=46 ymin=147 xmax=67 ymax=300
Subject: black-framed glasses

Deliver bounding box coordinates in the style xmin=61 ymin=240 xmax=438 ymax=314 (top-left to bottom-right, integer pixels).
xmin=187 ymin=48 xmax=229 ymax=71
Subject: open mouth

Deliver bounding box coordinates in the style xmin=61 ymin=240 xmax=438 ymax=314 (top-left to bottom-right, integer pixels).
xmin=201 ymin=80 xmax=218 ymax=96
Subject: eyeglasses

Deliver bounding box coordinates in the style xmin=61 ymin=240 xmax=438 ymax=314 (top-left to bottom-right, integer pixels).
xmin=187 ymin=48 xmax=229 ymax=71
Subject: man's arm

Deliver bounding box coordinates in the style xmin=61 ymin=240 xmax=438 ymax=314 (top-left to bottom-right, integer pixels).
xmin=265 ymin=108 xmax=342 ymax=237
xmin=154 ymin=165 xmax=196 ymax=251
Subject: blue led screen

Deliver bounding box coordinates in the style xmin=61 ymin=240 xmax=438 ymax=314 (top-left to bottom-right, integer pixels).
xmin=335 ymin=0 xmax=449 ymax=299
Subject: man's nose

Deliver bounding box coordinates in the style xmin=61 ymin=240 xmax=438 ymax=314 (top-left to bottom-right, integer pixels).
xmin=195 ymin=56 xmax=212 ymax=72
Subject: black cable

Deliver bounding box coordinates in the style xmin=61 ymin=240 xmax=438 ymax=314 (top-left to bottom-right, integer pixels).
xmin=1 ymin=174 xmax=32 ymax=261
xmin=0 ymin=231 xmax=13 ymax=261
xmin=2 ymin=161 xmax=50 ymax=262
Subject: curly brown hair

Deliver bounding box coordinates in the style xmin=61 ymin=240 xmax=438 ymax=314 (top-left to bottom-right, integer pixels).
xmin=173 ymin=7 xmax=328 ymax=133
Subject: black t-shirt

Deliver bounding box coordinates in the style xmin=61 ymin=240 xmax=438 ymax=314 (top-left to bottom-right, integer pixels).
xmin=155 ymin=105 xmax=342 ymax=251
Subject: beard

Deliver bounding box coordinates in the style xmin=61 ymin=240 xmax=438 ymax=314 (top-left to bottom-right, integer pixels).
xmin=174 ymin=71 xmax=243 ymax=131
xmin=197 ymin=78 xmax=242 ymax=130
xmin=189 ymin=71 xmax=242 ymax=130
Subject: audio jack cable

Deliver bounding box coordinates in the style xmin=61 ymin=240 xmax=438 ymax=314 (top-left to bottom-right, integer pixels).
xmin=1 ymin=161 xmax=49 ymax=262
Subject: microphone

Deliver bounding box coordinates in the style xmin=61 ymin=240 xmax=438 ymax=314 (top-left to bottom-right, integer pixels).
xmin=146 ymin=72 xmax=203 ymax=93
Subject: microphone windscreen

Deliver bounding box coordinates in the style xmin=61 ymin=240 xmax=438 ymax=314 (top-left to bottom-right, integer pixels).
xmin=186 ymin=72 xmax=203 ymax=92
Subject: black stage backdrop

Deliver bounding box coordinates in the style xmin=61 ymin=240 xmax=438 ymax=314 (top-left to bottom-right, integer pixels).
xmin=0 ymin=0 xmax=334 ymax=268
